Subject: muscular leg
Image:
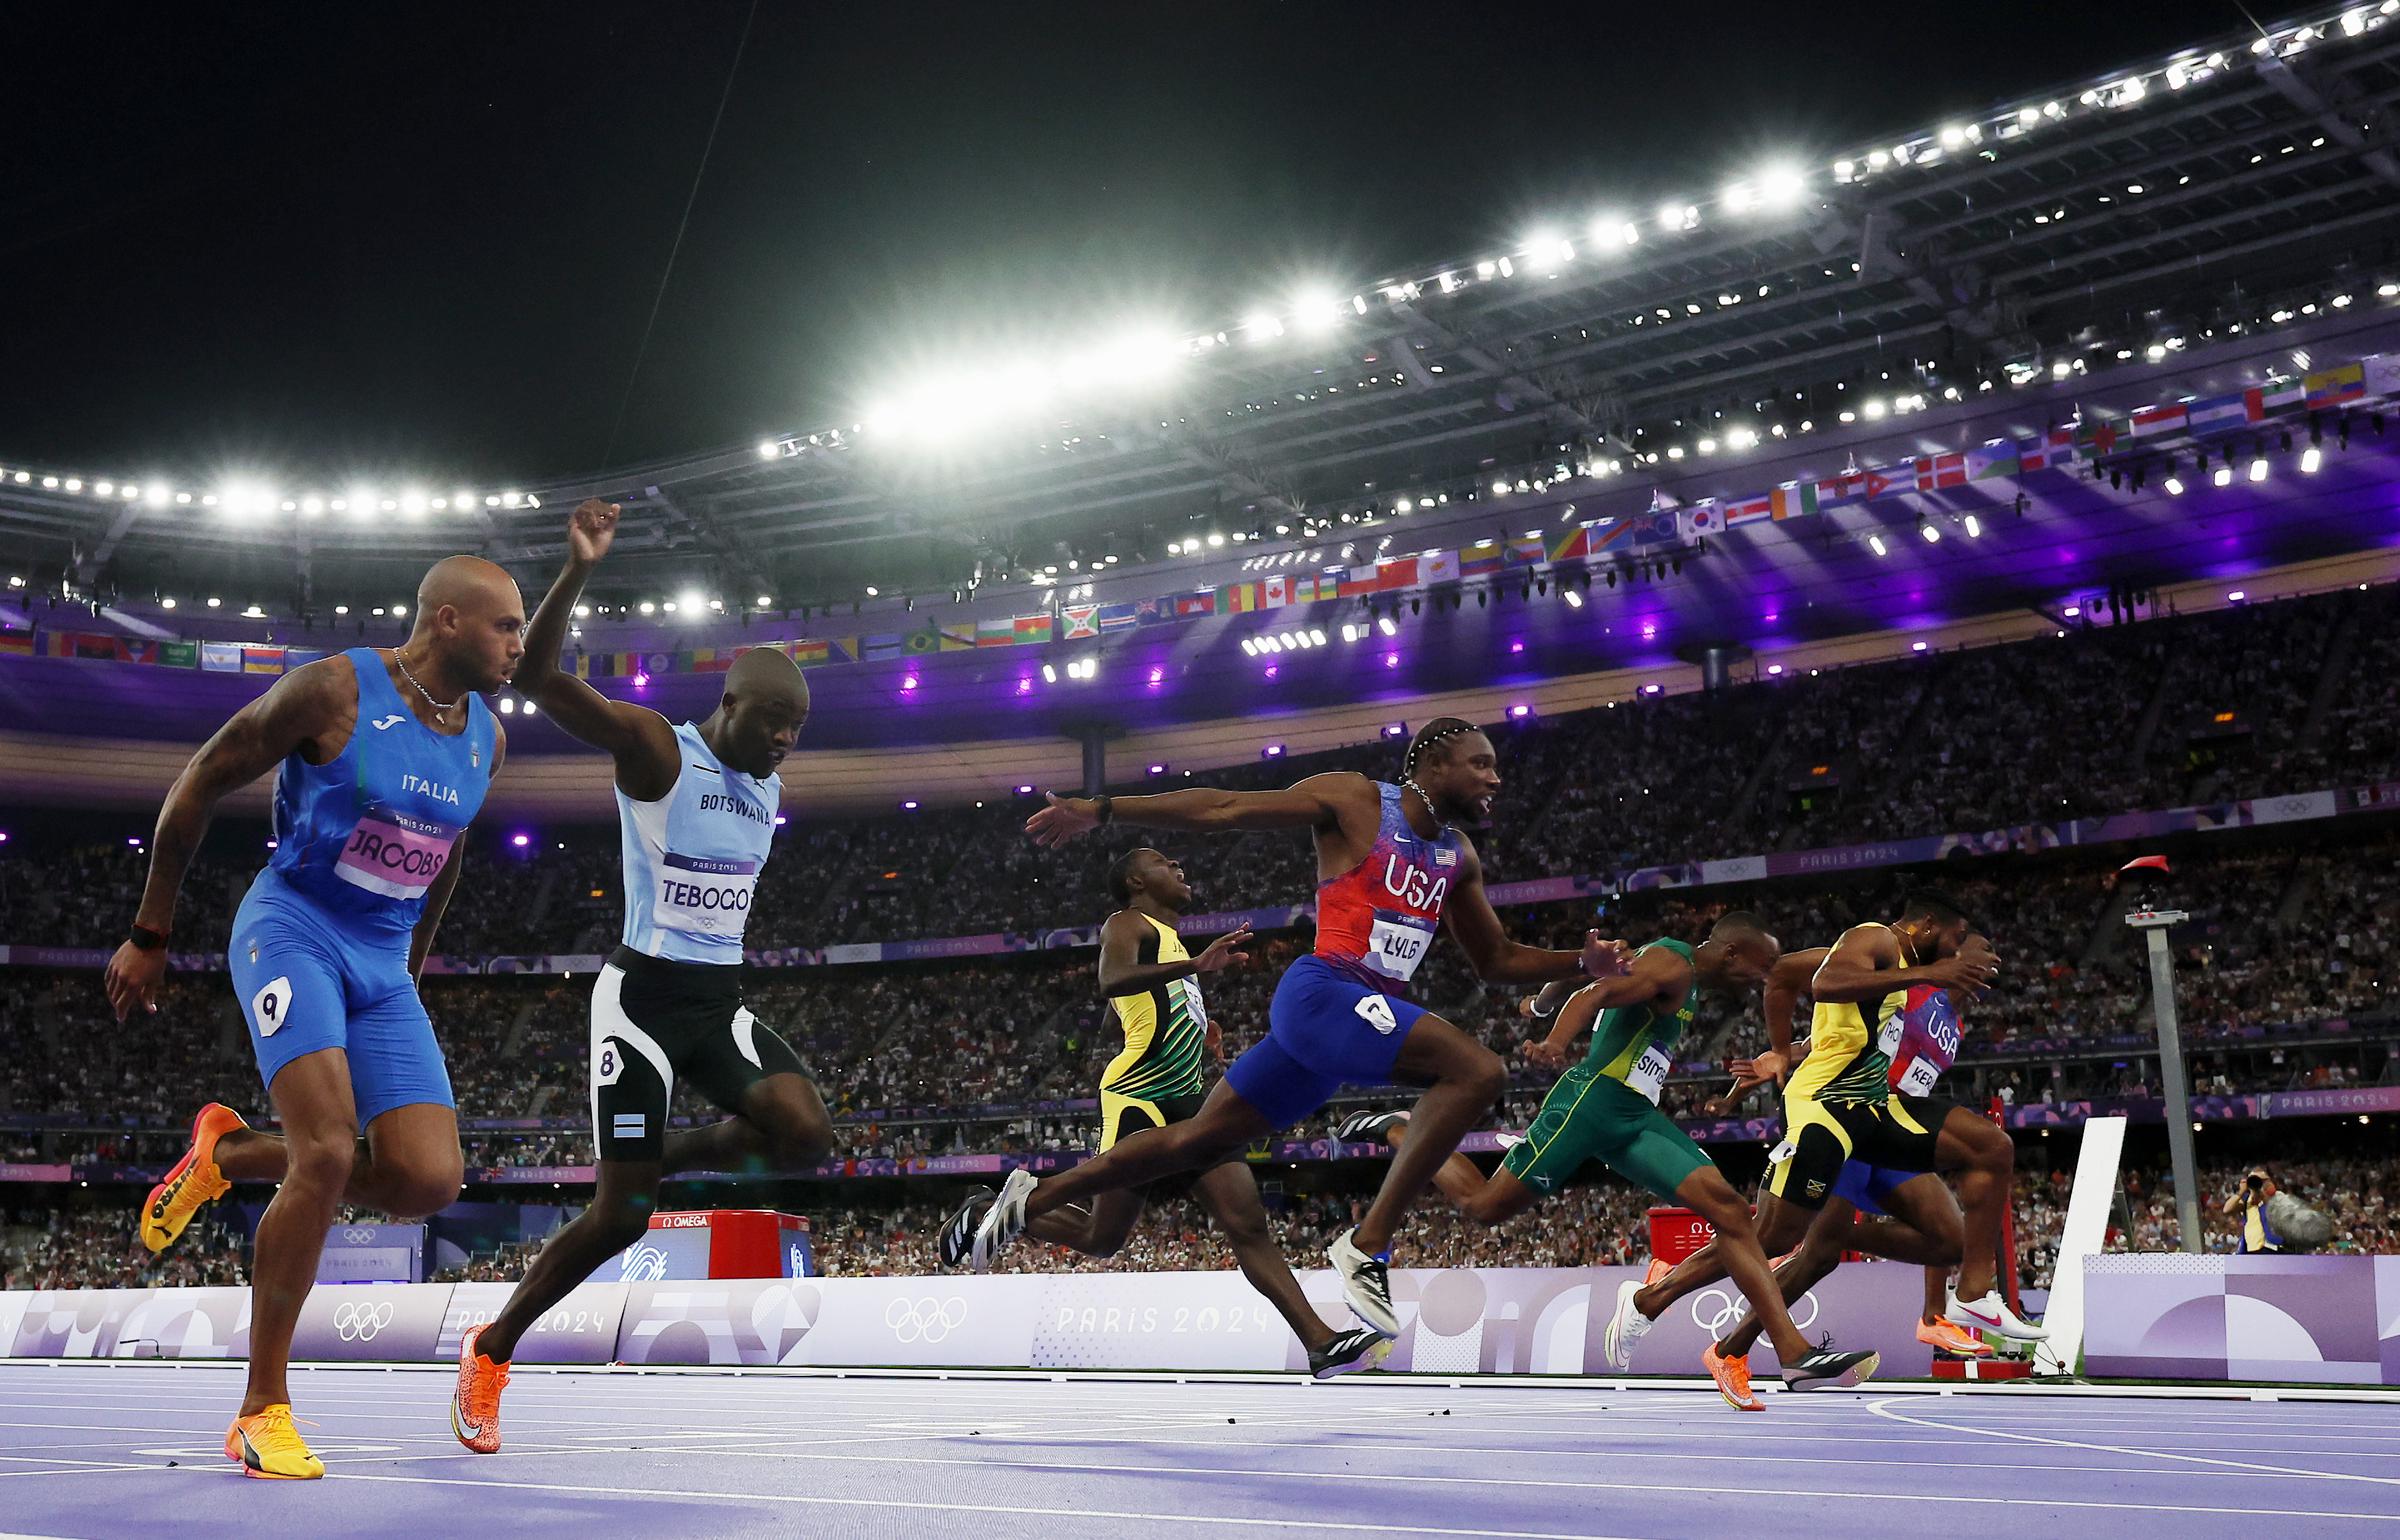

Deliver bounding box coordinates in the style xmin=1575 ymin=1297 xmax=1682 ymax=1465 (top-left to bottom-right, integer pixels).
xmin=239 ymin=1054 xmax=463 ymax=1415
xmin=1673 ymin=1164 xmax=1818 ymax=1364
xmin=1717 ymin=1200 xmax=1855 ymax=1359
xmin=1192 ymin=1163 xmax=1335 ymax=1350
xmin=1632 ymin=1189 xmax=1814 ymax=1320
xmin=1027 ymin=1190 xmax=1145 ymax=1255
xmin=1022 ymin=1081 xmax=1277 ymax=1222
xmin=1934 ymin=1107 xmax=2013 ymax=1299
xmin=477 ymin=1159 xmax=662 ymax=1363
xmin=1378 ymin=1111 xmax=1536 ymax=1223
xmin=660 ymin=1073 xmax=837 ymax=1177
xmin=240 ymin=1051 xmax=357 ymax=1416
xmin=1352 ymin=1014 xmax=1506 ymax=1254
xmin=211 ymin=1104 xmax=463 ymax=1216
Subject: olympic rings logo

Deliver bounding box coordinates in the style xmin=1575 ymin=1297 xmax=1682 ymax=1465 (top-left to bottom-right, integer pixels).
xmin=341 ymin=1228 xmax=377 ymax=1246
xmin=332 ymin=1301 xmax=397 ymax=1342
xmin=1690 ymin=1287 xmax=1817 ymax=1336
xmin=884 ymin=1296 xmax=967 ymax=1344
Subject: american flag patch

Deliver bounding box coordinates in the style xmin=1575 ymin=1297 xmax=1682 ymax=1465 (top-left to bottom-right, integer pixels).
xmin=1433 ymin=847 xmax=1458 ymax=867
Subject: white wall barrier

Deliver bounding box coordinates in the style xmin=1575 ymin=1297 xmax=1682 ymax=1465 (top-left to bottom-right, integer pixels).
xmin=2 ymin=1264 xmax=1947 ymax=1376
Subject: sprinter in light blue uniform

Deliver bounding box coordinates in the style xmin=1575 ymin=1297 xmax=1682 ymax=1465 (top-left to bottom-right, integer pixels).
xmin=107 ymin=554 xmax=527 ymax=1478
xmin=453 ymin=500 xmax=833 ymax=1455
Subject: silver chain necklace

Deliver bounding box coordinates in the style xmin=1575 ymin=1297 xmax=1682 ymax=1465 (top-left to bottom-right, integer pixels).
xmin=392 ymin=650 xmax=461 ymax=714
xmin=1403 ymin=778 xmax=1448 ymax=831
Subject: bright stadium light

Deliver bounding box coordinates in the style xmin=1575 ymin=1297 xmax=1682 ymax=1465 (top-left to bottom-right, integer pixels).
xmin=2248 ymin=457 xmax=2269 ymax=482
xmin=144 ymin=483 xmax=170 ymax=507
xmin=758 ymin=440 xmax=781 ymax=460
xmin=2301 ymin=446 xmax=2323 ymax=473
xmin=1721 ymin=182 xmax=1755 ymax=214
xmin=1292 ymin=290 xmax=1342 ymax=333
xmin=1243 ymin=312 xmax=1285 ymax=342
xmin=1963 ymin=514 xmax=1982 ymax=538
xmin=1868 ymin=533 xmax=1889 ymax=558
xmin=1757 ymin=164 xmax=1807 ymax=207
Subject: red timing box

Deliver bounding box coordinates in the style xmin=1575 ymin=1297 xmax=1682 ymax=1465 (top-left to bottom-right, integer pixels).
xmin=645 ymin=1209 xmax=814 ymax=1279
xmin=1645 ymin=1205 xmax=1870 ymax=1265
xmin=1647 ymin=1207 xmax=1715 ymax=1264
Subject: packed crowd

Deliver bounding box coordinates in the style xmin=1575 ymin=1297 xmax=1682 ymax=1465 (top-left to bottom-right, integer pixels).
xmin=1 ymin=827 xmax=2392 ymax=1168
xmin=0 ymin=1206 xmax=247 ymax=1291
xmin=2 ymin=586 xmax=2392 ymax=957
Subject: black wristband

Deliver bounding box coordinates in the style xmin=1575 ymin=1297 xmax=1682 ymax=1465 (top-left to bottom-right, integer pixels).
xmin=1093 ymin=794 xmax=1114 ymax=827
xmin=128 ymin=924 xmax=169 ymax=952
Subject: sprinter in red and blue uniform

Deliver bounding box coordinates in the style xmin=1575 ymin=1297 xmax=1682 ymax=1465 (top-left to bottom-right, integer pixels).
xmin=975 ymin=717 xmax=1631 ymax=1337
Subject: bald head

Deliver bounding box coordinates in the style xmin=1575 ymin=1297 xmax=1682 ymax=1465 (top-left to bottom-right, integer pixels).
xmin=706 ymin=645 xmax=811 ymax=777
xmin=726 ymin=643 xmax=809 ymax=704
xmin=408 ymin=554 xmax=526 ymax=695
xmin=417 ymin=554 xmax=519 ymax=618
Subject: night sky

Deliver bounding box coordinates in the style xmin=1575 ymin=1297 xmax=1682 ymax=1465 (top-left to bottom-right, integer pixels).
xmin=7 ymin=3 xmax=2228 ymax=484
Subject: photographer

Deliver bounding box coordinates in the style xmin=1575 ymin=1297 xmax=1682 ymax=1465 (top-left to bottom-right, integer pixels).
xmin=2222 ymin=1168 xmax=2284 ymax=1253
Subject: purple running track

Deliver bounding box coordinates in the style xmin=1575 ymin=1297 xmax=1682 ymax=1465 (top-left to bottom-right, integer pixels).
xmin=1 ymin=1363 xmax=2396 ymax=1537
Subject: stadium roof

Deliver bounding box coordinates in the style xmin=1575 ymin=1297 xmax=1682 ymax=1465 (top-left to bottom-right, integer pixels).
xmin=5 ymin=7 xmax=2400 ymax=619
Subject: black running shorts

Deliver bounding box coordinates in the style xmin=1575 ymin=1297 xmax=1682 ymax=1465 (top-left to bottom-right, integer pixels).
xmin=590 ymin=945 xmax=809 ymax=1163
xmin=1765 ymin=1092 xmax=1953 ymax=1211
xmin=1097 ymin=1087 xmax=1242 ymax=1197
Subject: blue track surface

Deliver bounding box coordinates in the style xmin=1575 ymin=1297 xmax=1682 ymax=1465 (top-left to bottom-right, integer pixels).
xmin=1 ymin=1363 xmax=2396 ymax=1536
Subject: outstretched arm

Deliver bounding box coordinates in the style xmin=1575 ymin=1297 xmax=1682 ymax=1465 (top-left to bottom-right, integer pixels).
xmin=1026 ymin=771 xmax=1368 ymax=846
xmin=517 ymin=499 xmax=682 ymax=800
xmin=1442 ymin=844 xmax=1629 ymax=987
xmin=1522 ymin=946 xmax=1690 ymax=1069
xmin=1810 ymin=924 xmax=1995 ymax=1002
xmin=1095 ymin=910 xmax=1252 ymax=999
xmin=104 ymin=659 xmax=348 ymax=1019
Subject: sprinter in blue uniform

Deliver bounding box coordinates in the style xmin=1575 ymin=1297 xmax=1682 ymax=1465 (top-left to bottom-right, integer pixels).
xmin=106 ymin=554 xmax=526 ymax=1478
xmin=450 ymin=499 xmax=832 ymax=1453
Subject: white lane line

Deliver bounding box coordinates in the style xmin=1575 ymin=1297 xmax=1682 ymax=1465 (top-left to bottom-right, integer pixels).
xmin=334 ymin=1434 xmax=2400 ymax=1488
xmin=1867 ymin=1397 xmax=2400 ymax=1488
xmin=310 ymin=1461 xmax=2400 ymax=1524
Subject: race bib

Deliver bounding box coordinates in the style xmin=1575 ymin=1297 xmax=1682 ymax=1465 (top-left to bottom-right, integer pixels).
xmin=656 ymin=852 xmax=760 ymax=937
xmin=1623 ymin=1044 xmax=1672 ymax=1103
xmin=1895 ymin=1056 xmax=1941 ymax=1097
xmin=1878 ymin=1014 xmax=1907 ymax=1057
xmin=334 ymin=808 xmax=460 ymax=899
xmin=1362 ymin=911 xmax=1435 ymax=981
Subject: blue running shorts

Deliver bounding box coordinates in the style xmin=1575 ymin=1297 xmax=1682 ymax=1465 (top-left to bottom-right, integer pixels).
xmin=226 ymin=868 xmax=455 ymax=1124
xmin=1222 ymin=954 xmax=1430 ymax=1129
xmin=1829 ymin=1159 xmax=1918 ymax=1218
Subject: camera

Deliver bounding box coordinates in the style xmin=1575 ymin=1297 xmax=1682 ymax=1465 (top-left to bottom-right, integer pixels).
xmin=2247 ymin=1173 xmax=2265 ymax=1193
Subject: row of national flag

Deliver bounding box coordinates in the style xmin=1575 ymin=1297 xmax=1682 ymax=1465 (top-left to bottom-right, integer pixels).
xmin=1668 ymin=355 xmax=2394 ymax=543
xmin=7 ymin=353 xmax=2393 ymax=683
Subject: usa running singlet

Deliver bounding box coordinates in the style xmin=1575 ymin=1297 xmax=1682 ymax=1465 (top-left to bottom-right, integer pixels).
xmin=1579 ymin=938 xmax=1698 ymax=1104
xmin=1099 ymin=913 xmax=1208 ymax=1104
xmin=1882 ymin=984 xmax=1963 ymax=1097
xmin=264 ymin=647 xmax=495 ymax=938
xmin=1312 ymin=781 xmax=1469 ymax=993
xmin=617 ymin=721 xmax=780 ymax=964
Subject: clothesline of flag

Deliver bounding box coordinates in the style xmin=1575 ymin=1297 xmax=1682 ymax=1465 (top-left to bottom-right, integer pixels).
xmin=6 ymin=354 xmax=2389 ymax=680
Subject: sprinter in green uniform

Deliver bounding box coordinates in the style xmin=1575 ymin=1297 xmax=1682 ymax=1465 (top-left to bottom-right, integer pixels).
xmin=1337 ymin=911 xmax=1879 ymax=1402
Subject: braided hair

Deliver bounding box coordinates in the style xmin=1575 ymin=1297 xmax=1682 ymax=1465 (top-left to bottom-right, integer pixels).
xmin=1402 ymin=717 xmax=1482 ymax=778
